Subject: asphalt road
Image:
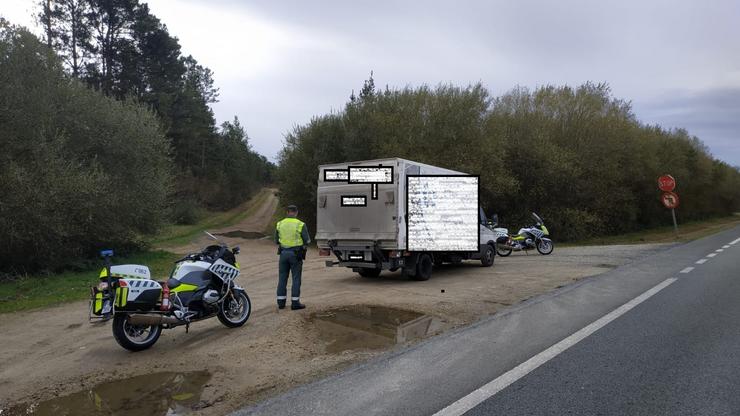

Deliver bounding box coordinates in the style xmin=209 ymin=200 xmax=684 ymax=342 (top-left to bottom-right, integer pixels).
xmin=233 ymin=226 xmax=740 ymax=416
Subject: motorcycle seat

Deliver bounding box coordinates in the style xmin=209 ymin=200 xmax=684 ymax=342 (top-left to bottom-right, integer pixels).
xmin=167 ymin=278 xmax=181 ymax=289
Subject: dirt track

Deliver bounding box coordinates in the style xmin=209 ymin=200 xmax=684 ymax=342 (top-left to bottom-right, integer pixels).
xmin=0 ymin=190 xmax=672 ymax=414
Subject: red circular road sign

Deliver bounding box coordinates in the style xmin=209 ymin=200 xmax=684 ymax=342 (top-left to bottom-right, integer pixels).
xmin=658 ymin=174 xmax=676 ymax=192
xmin=661 ymin=191 xmax=680 ymax=209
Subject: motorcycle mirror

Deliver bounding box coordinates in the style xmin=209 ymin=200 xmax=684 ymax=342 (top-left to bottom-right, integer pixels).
xmin=233 ymin=246 xmax=240 ymax=255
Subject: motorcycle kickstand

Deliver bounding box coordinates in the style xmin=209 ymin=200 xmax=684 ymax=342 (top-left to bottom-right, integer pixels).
xmin=185 ymin=322 xmax=190 ymax=333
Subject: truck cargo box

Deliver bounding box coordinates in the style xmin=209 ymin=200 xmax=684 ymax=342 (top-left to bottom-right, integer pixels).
xmin=316 ymin=158 xmax=465 ymax=250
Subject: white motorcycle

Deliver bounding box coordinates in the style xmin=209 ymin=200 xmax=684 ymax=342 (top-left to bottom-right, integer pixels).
xmin=89 ymin=232 xmax=251 ymax=351
xmin=494 ymin=212 xmax=554 ymax=256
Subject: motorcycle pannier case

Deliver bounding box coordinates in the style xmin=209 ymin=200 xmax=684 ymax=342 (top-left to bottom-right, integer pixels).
xmin=115 ymin=279 xmax=163 ymax=311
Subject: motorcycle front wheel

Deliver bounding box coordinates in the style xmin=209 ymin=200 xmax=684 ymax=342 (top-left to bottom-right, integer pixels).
xmin=112 ymin=314 xmax=162 ymax=351
xmin=217 ymin=289 xmax=252 ymax=328
xmin=536 ymin=239 xmax=554 ymax=255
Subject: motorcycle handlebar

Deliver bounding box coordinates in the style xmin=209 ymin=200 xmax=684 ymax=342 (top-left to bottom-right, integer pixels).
xmin=175 ymin=245 xmax=231 ymax=264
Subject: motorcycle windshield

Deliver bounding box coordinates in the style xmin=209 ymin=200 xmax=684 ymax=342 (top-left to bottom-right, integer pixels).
xmin=532 ymin=212 xmax=543 ymax=224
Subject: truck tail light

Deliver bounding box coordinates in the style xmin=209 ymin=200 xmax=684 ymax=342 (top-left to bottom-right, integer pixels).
xmin=319 ymin=248 xmax=331 ymax=257
xmin=389 ymin=251 xmax=401 ymax=258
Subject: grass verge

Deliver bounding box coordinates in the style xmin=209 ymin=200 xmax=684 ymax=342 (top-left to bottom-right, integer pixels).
xmin=0 ymin=250 xmax=180 ymax=314
xmin=569 ymin=213 xmax=740 ymax=246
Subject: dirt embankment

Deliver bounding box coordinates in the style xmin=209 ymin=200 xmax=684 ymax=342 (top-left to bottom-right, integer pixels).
xmin=0 ymin=191 xmax=672 ymax=414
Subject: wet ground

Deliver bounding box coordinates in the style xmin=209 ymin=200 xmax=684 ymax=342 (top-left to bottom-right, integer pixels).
xmin=3 ymin=371 xmax=211 ymax=416
xmin=310 ymin=305 xmax=445 ymax=353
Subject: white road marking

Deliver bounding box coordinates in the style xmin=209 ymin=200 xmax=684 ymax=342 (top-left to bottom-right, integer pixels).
xmin=696 ymin=259 xmax=708 ymax=264
xmin=723 ymin=245 xmax=730 ymax=249
xmin=731 ymin=238 xmax=740 ymax=245
xmin=707 ymin=253 xmax=717 ymax=258
xmin=679 ymin=267 xmax=694 ymax=274
xmin=716 ymin=249 xmax=724 ymax=252
xmin=433 ymin=278 xmax=678 ymax=416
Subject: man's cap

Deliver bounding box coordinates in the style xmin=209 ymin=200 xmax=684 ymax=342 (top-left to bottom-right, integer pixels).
xmin=287 ymin=204 xmax=298 ymax=211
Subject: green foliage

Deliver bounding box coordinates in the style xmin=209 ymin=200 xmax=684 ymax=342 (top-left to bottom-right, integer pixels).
xmin=37 ymin=0 xmax=274 ymax=211
xmin=0 ymin=22 xmax=172 ymax=272
xmin=278 ymin=75 xmax=740 ymax=241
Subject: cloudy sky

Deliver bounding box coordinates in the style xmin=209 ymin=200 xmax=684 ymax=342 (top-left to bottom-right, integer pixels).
xmin=4 ymin=0 xmax=739 ymax=166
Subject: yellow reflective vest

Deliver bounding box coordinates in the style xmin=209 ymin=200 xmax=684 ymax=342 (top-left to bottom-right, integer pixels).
xmin=276 ymin=217 xmax=306 ymax=248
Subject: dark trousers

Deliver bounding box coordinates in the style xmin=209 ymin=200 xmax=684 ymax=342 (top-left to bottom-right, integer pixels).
xmin=277 ymin=249 xmax=302 ymax=301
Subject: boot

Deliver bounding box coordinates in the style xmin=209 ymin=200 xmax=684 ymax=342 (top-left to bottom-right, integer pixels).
xmin=291 ymin=300 xmax=306 ymax=310
xmin=277 ymin=299 xmax=286 ymax=309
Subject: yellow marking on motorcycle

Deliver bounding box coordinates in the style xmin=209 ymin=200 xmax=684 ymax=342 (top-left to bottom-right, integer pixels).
xmin=115 ymin=287 xmax=128 ymax=307
xmin=93 ymin=291 xmax=103 ymax=315
xmin=171 ymin=283 xmax=198 ymax=293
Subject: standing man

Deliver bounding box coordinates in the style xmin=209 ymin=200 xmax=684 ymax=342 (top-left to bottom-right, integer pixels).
xmin=275 ymin=204 xmax=310 ymax=310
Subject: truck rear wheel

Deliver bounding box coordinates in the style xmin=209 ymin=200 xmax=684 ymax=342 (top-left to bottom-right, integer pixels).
xmin=358 ymin=268 xmax=382 ymax=278
xmin=413 ymin=254 xmax=433 ymax=281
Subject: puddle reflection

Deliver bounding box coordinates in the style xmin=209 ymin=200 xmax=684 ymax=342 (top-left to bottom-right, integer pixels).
xmin=310 ymin=305 xmax=444 ymax=353
xmin=4 ymin=371 xmax=210 ymax=416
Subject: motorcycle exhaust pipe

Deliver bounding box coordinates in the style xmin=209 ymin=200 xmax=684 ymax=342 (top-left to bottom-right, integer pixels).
xmin=128 ymin=313 xmax=181 ymax=326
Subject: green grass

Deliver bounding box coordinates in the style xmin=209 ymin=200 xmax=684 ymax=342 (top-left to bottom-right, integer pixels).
xmin=151 ymin=188 xmax=271 ymax=248
xmin=0 ymin=250 xmax=180 ymax=314
xmin=567 ymin=213 xmax=740 ymax=246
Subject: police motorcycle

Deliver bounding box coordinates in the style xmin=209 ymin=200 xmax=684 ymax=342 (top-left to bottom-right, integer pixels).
xmin=494 ymin=212 xmax=554 ymax=256
xmin=89 ymin=232 xmax=251 ymax=351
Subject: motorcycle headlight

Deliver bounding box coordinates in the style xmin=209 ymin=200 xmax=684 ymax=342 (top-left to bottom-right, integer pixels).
xmin=97 ymin=282 xmax=109 ymax=291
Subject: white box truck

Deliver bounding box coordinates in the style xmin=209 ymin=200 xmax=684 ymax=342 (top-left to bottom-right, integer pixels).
xmin=316 ymin=158 xmax=499 ymax=280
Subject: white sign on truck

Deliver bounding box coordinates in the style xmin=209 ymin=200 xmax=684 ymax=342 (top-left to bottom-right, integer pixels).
xmin=348 ymin=166 xmax=394 ymax=184
xmin=407 ymin=175 xmax=479 ymax=251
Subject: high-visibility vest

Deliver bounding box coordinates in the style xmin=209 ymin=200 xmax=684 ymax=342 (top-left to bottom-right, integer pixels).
xmin=276 ymin=217 xmax=305 ymax=248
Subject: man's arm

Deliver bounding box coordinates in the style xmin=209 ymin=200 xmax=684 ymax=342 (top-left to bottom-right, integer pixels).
xmin=274 ymin=224 xmax=280 ymax=245
xmin=301 ymin=224 xmax=311 ymax=246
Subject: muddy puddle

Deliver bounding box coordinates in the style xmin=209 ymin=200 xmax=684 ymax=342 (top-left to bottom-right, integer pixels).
xmin=310 ymin=305 xmax=444 ymax=354
xmin=3 ymin=371 xmax=210 ymax=416
xmin=217 ymin=230 xmax=265 ymax=239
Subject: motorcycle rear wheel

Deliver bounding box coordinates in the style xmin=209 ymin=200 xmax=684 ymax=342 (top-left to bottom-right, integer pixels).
xmin=218 ymin=289 xmax=252 ymax=328
xmin=496 ymin=245 xmax=513 ymax=257
xmin=112 ymin=314 xmax=162 ymax=351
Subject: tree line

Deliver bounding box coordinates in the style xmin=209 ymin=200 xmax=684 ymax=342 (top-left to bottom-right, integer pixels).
xmin=278 ymin=75 xmax=740 ymax=241
xmin=36 ymin=0 xmax=274 ymax=215
xmin=1 ymin=2 xmax=273 ymax=274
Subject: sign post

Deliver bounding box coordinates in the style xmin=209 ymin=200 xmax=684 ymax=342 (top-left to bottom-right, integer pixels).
xmin=658 ymin=175 xmax=679 ymax=236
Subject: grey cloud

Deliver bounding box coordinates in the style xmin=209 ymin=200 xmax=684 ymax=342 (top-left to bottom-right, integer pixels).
xmin=633 ymin=88 xmax=740 ymax=166
xmin=149 ymin=1 xmax=740 ymax=165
